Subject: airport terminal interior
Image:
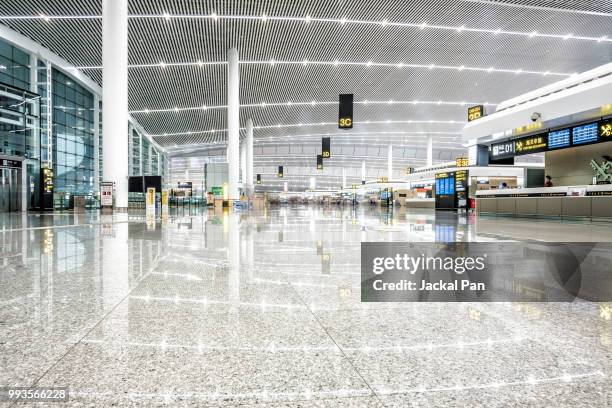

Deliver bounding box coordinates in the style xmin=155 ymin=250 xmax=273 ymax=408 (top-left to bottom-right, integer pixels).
xmin=1 ymin=0 xmax=612 ymax=406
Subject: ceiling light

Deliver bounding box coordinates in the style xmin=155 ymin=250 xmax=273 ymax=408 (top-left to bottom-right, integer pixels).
xmin=311 ymin=100 xmax=316 ymax=105
xmin=429 ymin=64 xmax=435 ymax=69
xmin=458 ymin=65 xmax=465 ymax=71
xmin=261 ymin=102 xmax=266 ymax=107
xmin=363 ymin=100 xmax=368 ymax=104
xmin=270 ymin=59 xmax=275 ymax=66
xmin=303 ymin=59 xmax=308 ymax=66
xmin=305 ymin=15 xmax=311 ymax=23
xmin=529 ymin=31 xmax=537 ymax=38
xmin=340 ymin=17 xmax=346 ymax=25
xmin=598 ymin=36 xmax=607 ymax=43
xmin=388 ymin=100 xmax=393 ymax=104
xmin=515 ymin=69 xmax=522 ymax=74
xmin=174 ymin=107 xmax=179 ymax=112
xmin=420 ymin=22 xmax=427 ymax=30
xmin=39 ymin=14 xmax=51 ymax=22
xmin=333 ymin=60 xmax=339 ymax=66
xmin=211 ymin=12 xmax=218 ymax=21
xmin=261 ymin=13 xmax=267 ymax=22
xmin=160 ymin=61 xmax=166 ymax=68
xmin=287 ymin=101 xmax=292 ymax=105
xmin=163 ymin=12 xmax=170 ymax=21
xmin=381 ymin=19 xmax=387 ymax=27
xmin=487 ymin=67 xmax=493 ymax=73
xmin=412 ymin=100 xmax=418 ymax=104
xmin=197 ymin=60 xmax=203 ymax=66
xmin=202 ymin=105 xmax=207 ymax=110
xmin=494 ymin=29 xmax=501 ymax=35
xmin=366 ymin=60 xmax=373 ymax=67
xmin=397 ymin=62 xmax=404 ymax=68
xmin=564 ymin=34 xmax=572 ymax=40
xmin=457 ymin=25 xmax=465 ymax=33
xmin=144 ymin=109 xmax=150 ymax=113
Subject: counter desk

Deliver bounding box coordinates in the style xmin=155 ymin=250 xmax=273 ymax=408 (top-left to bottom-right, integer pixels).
xmin=476 ymin=185 xmax=612 ymax=219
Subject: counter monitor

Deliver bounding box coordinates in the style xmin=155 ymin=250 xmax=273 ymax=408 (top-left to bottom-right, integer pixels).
xmin=548 ymin=128 xmax=570 ymax=149
xmin=572 ymin=122 xmax=598 ymax=145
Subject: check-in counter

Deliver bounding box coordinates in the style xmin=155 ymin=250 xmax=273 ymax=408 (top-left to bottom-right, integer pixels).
xmin=403 ymin=198 xmax=435 ymax=208
xmin=476 ymin=185 xmax=612 ymax=219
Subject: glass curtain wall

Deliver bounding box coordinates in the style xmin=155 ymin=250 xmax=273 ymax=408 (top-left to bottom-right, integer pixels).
xmin=52 ymin=69 xmax=95 ymax=208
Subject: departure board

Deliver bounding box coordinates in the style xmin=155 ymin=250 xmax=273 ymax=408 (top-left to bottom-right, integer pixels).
xmin=572 ymin=122 xmax=598 ymax=145
xmin=548 ymin=128 xmax=570 ymax=149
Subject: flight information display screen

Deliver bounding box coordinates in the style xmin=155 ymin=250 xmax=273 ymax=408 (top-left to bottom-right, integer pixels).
xmin=572 ymin=122 xmax=598 ymax=145
xmin=548 ymin=128 xmax=570 ymax=149
xmin=435 ymin=176 xmax=455 ymax=195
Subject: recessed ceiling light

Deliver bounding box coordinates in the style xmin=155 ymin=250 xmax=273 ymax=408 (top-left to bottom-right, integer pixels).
xmin=366 ymin=60 xmax=373 ymax=67
xmin=564 ymin=34 xmax=572 ymax=40
xmin=340 ymin=17 xmax=346 ymax=25
xmin=381 ymin=19 xmax=387 ymax=27
xmin=261 ymin=13 xmax=267 ymax=22
xmin=487 ymin=67 xmax=494 ymax=73
xmin=429 ymin=64 xmax=435 ymax=69
xmin=160 ymin=61 xmax=166 ymax=68
xmin=458 ymin=65 xmax=465 ymax=70
xmin=598 ymin=36 xmax=607 ymax=43
xmin=420 ymin=22 xmax=427 ymax=30
xmin=397 ymin=62 xmax=404 ymax=68
xmin=457 ymin=25 xmax=465 ymax=33
xmin=144 ymin=109 xmax=150 ymax=113
xmin=163 ymin=12 xmax=171 ymax=21
xmin=202 ymin=105 xmax=207 ymax=110
xmin=333 ymin=60 xmax=339 ymax=66
xmin=311 ymin=100 xmax=316 ymax=105
xmin=270 ymin=59 xmax=275 ymax=66
xmin=515 ymin=69 xmax=522 ymax=74
xmin=39 ymin=14 xmax=51 ymax=22
xmin=529 ymin=31 xmax=537 ymax=38
xmin=303 ymin=59 xmax=308 ymax=65
xmin=494 ymin=29 xmax=501 ymax=35
xmin=305 ymin=15 xmax=311 ymax=24
xmin=211 ymin=12 xmax=218 ymax=21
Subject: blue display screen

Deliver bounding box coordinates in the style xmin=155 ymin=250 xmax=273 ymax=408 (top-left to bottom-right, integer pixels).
xmin=548 ymin=128 xmax=570 ymax=149
xmin=572 ymin=122 xmax=598 ymax=145
xmin=436 ymin=176 xmax=456 ymax=195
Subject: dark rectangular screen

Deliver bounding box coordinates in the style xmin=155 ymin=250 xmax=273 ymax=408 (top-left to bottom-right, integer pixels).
xmin=322 ymin=137 xmax=331 ymax=158
xmin=316 ymin=155 xmax=323 ymax=170
xmin=256 ymin=174 xmax=261 ymax=184
xmin=144 ymin=176 xmax=162 ymax=192
xmin=339 ymin=94 xmax=353 ymax=129
xmin=278 ymin=166 xmax=283 ymax=178
xmin=128 ymin=176 xmax=144 ymax=193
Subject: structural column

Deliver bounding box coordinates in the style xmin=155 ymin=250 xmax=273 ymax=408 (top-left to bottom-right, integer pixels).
xmin=427 ymin=135 xmax=433 ymax=168
xmin=361 ymin=161 xmax=366 ymax=184
xmin=342 ymin=168 xmax=346 ymax=189
xmin=387 ymin=144 xmax=393 ymax=180
xmin=102 ymin=0 xmax=129 ymax=208
xmin=246 ymin=118 xmax=254 ymax=196
xmin=240 ymin=142 xmax=246 ymax=190
xmin=227 ymin=48 xmax=240 ymax=201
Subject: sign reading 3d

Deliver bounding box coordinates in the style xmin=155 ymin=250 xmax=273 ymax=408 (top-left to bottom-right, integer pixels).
xmin=322 ymin=137 xmax=331 ymax=158
xmin=467 ymin=105 xmax=484 ymax=122
xmin=339 ymin=94 xmax=353 ymax=129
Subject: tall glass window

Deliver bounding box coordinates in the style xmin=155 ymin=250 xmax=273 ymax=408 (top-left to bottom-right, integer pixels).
xmin=142 ymin=136 xmax=150 ymax=175
xmin=0 ymin=39 xmax=30 ymax=90
xmin=52 ymin=69 xmax=95 ymax=198
xmin=130 ymin=127 xmax=141 ymax=175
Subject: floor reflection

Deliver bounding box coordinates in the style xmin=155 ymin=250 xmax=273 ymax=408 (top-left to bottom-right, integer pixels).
xmin=0 ymin=206 xmax=611 ymax=406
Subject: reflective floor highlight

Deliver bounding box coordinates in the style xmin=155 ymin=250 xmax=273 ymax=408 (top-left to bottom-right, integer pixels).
xmin=1 ymin=207 xmax=611 ymax=407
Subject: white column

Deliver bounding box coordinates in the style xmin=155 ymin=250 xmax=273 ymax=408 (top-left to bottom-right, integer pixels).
xmin=361 ymin=161 xmax=366 ymax=184
xmin=93 ymin=95 xmax=100 ymax=191
xmin=102 ymin=0 xmax=129 ymax=208
xmin=240 ymin=142 xmax=246 ymax=189
xmin=227 ymin=48 xmax=240 ymax=200
xmin=246 ymin=118 xmax=254 ymax=196
xmin=342 ymin=168 xmax=346 ymax=189
xmin=387 ymin=144 xmax=393 ymax=180
xmin=427 ymin=135 xmax=433 ymax=167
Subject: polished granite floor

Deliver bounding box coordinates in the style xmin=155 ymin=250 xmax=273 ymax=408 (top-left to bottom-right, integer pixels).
xmin=1 ymin=206 xmax=611 ymax=407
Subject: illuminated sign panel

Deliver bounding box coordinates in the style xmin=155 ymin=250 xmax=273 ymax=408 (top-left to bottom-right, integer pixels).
xmin=514 ymin=134 xmax=547 ymax=154
xmin=322 ymin=137 xmax=331 ymax=158
xmin=467 ymin=105 xmax=484 ymax=122
xmin=277 ymin=166 xmax=283 ymax=178
xmin=316 ymin=155 xmax=323 ymax=170
xmin=490 ymin=141 xmax=515 ymax=159
xmin=572 ymin=122 xmax=598 ymax=145
xmin=455 ymin=157 xmax=469 ymax=167
xmin=601 ymin=119 xmax=612 ymax=139
xmin=256 ymin=174 xmax=261 ymax=184
xmin=339 ymin=94 xmax=353 ymax=129
xmin=548 ymin=128 xmax=570 ymax=149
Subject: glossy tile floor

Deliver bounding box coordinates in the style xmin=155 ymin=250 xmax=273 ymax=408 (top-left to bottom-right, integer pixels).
xmin=1 ymin=206 xmax=611 ymax=407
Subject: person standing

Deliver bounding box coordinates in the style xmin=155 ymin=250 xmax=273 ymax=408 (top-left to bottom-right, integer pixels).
xmin=544 ymin=175 xmax=553 ymax=187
